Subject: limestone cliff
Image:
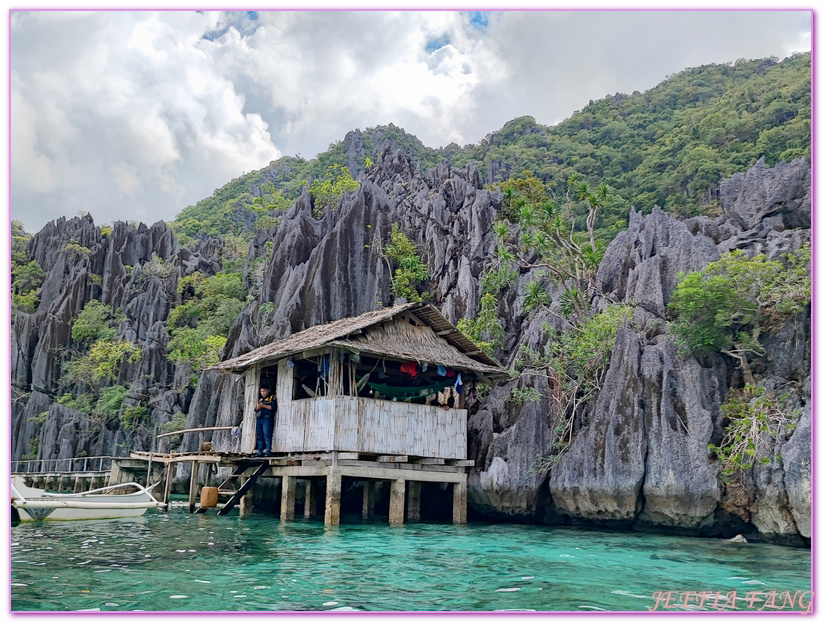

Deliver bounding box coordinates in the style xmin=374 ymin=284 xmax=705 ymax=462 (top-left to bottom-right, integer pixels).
xmin=11 ymin=151 xmax=810 ymax=544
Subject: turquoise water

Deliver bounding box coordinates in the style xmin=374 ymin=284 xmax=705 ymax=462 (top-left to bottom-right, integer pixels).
xmin=11 ymin=510 xmax=812 ymax=612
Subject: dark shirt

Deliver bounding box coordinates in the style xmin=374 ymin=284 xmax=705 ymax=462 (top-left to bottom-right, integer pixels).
xmin=256 ymin=395 xmax=276 ymax=419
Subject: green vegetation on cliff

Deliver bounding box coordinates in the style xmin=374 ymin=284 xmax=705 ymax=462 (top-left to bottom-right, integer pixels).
xmin=169 ymin=53 xmax=810 ymax=241
xmin=669 ymin=244 xmax=810 ymax=486
xmin=453 ymin=53 xmax=810 ymax=219
xmin=669 ymin=244 xmax=811 ymax=385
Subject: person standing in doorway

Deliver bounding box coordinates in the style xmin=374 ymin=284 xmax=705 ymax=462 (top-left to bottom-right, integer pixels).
xmin=255 ymin=385 xmax=276 ymax=457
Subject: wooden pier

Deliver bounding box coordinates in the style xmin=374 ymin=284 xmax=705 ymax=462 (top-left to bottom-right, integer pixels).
xmin=129 ymin=450 xmax=472 ymax=525
xmin=15 ymin=304 xmax=505 ymax=528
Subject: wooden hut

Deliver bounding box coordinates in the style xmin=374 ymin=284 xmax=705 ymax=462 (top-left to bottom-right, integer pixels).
xmin=210 ymin=302 xmax=509 ymax=524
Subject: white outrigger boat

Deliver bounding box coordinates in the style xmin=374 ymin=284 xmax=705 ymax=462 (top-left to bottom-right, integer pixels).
xmin=11 ymin=476 xmax=164 ymax=521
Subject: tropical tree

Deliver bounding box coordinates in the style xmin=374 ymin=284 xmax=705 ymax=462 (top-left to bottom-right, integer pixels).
xmin=668 ymin=245 xmax=810 ymax=385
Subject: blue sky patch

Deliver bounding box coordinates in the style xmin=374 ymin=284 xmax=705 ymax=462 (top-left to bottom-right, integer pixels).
xmin=203 ymin=11 xmax=260 ymax=41
xmin=469 ymin=11 xmax=490 ymax=30
xmin=425 ymin=35 xmax=451 ymax=53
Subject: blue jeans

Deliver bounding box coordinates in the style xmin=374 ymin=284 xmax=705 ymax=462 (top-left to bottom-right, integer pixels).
xmin=256 ymin=416 xmax=273 ymax=454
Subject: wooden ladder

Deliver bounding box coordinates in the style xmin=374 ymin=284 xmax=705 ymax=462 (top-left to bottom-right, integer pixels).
xmin=217 ymin=462 xmax=268 ymax=516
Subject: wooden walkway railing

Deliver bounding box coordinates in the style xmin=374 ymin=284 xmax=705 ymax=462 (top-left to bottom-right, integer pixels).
xmin=11 ymin=456 xmax=114 ymax=475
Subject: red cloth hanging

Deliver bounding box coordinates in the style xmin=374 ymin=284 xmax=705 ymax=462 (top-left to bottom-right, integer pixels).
xmin=445 ymin=368 xmax=457 ymax=378
xmin=400 ymin=361 xmax=418 ymax=378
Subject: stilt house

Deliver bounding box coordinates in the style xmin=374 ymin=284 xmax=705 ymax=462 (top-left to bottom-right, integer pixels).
xmin=212 ymin=302 xmax=509 ymax=460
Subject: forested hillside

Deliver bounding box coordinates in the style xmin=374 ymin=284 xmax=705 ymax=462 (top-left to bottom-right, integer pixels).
xmin=172 ymin=53 xmax=809 ymax=243
xmin=11 ymin=52 xmax=811 ymax=543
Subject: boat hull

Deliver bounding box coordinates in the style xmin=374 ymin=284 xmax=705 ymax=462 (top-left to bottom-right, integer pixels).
xmin=11 ymin=477 xmax=163 ymax=522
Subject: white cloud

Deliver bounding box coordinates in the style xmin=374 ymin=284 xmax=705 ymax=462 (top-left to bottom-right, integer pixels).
xmin=10 ymin=9 xmax=811 ymax=233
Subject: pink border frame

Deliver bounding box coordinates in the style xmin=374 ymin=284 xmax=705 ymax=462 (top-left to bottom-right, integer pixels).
xmin=5 ymin=7 xmax=816 ymax=618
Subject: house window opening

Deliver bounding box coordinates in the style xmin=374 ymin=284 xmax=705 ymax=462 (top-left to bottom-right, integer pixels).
xmin=260 ymin=365 xmax=277 ymax=396
xmin=292 ymin=355 xmax=330 ymax=400
xmin=350 ymin=355 xmax=463 ymax=406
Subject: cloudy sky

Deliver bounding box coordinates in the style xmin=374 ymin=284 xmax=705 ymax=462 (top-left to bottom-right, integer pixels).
xmin=10 ymin=9 xmax=811 ymax=233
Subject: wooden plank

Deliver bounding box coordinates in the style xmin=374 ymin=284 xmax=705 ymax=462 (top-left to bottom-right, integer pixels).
xmin=324 ymin=469 xmax=342 ymax=526
xmin=389 ymin=479 xmax=405 ymax=524
xmin=338 ymin=452 xmax=359 ymax=460
xmin=453 ymin=477 xmax=467 ymax=525
xmin=378 ymin=455 xmax=408 ymax=463
xmin=414 ymin=458 xmax=446 ymax=465
xmin=304 ymin=479 xmax=317 ymax=518
xmin=168 ymin=455 xmax=222 ymax=464
xmin=217 ymin=463 xmax=268 ymax=516
xmin=447 ymin=460 xmax=475 ymax=467
xmin=243 ymin=367 xmax=261 ymax=454
xmin=362 ymin=481 xmax=373 ymax=519
xmin=281 ymin=475 xmax=296 ymax=521
xmin=239 ymin=489 xmax=254 ymax=517
xmin=337 ymin=465 xmax=465 ymax=483
xmin=163 ymin=461 xmax=173 ymax=506
xmin=300 ymin=460 xmax=327 ymax=467
xmin=188 ymin=461 xmax=199 ymax=513
xmin=336 ymin=460 xmax=462 ymax=473
xmin=267 ymin=465 xmax=328 ymax=478
xmin=407 ymin=481 xmax=422 ymax=521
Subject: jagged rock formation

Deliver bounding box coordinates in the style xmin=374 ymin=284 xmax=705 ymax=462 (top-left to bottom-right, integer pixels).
xmin=11 ymin=150 xmax=811 ymax=545
xmin=515 ymin=157 xmax=808 ymax=543
xmin=11 ymin=216 xmax=222 ymax=462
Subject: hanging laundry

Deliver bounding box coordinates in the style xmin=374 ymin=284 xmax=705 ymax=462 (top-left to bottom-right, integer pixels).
xmin=445 ymin=368 xmax=457 ymax=378
xmin=400 ymin=361 xmax=418 ymax=378
xmin=437 ymin=365 xmax=447 ymax=376
xmin=421 ymin=363 xmax=428 ymax=372
xmin=454 ymin=373 xmax=463 ymax=394
xmin=319 ymin=354 xmax=330 ymax=380
xmin=437 ymin=387 xmax=455 ymax=408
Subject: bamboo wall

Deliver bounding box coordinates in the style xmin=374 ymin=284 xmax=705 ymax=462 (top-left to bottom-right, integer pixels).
xmin=242 ymin=351 xmax=467 ymax=458
xmin=271 ymin=396 xmax=467 ymax=459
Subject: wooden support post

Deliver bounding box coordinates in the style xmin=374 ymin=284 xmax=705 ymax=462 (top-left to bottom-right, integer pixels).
xmin=163 ymin=461 xmax=173 ymax=506
xmin=109 ymin=461 xmax=123 ymax=487
xmin=188 ymin=461 xmax=200 ymax=514
xmin=239 ymin=487 xmax=254 ymax=517
xmin=407 ymin=481 xmax=422 ymax=521
xmin=362 ymin=481 xmax=374 ymax=520
xmin=324 ymin=469 xmax=342 ymax=526
xmin=453 ymin=478 xmax=467 ymax=525
xmin=73 ymin=477 xmax=82 ymax=493
xmin=389 ymin=479 xmax=406 ymax=525
xmin=304 ymin=479 xmax=317 ymax=518
xmin=281 ymin=476 xmax=296 ymax=521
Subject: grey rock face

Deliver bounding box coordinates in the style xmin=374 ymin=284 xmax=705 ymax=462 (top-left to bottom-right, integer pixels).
xmin=12 ymin=215 xmax=223 ymax=465
xmin=550 ymin=329 xmax=646 ymax=521
xmin=469 ymin=374 xmax=553 ymax=518
xmin=596 ymin=206 xmax=719 ymax=319
xmin=245 ymin=150 xmax=501 ymax=353
xmin=720 ymin=157 xmax=811 ymax=232
xmin=781 ymin=399 xmax=811 ymax=538
xmin=638 ymin=341 xmax=722 ymax=528
xmin=12 ymin=149 xmax=811 ymax=543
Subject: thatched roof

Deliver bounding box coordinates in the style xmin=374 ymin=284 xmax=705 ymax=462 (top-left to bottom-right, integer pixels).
xmin=211 ymin=302 xmax=510 ymax=381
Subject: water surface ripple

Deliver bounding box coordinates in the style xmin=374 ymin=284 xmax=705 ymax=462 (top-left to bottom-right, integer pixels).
xmin=11 ymin=511 xmax=811 ymax=612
